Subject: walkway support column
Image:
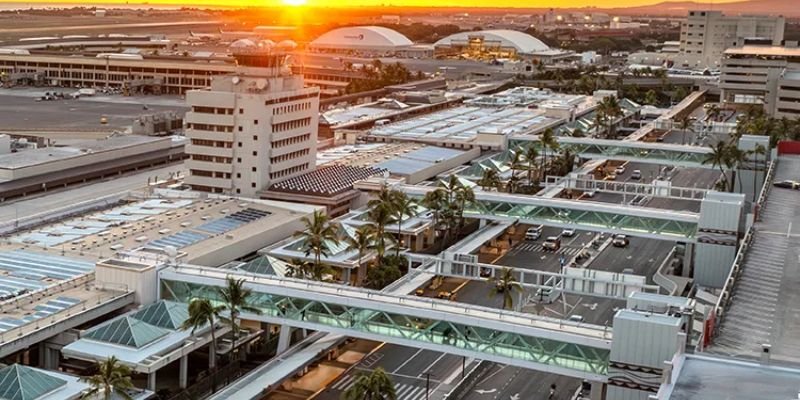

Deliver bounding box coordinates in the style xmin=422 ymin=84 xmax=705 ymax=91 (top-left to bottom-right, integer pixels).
xmin=148 ymin=371 xmax=157 ymax=392
xmin=179 ymin=355 xmax=188 ymax=389
xmin=277 ymin=326 xmax=292 ymax=353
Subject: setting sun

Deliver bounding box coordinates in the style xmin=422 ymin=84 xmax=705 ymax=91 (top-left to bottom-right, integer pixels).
xmin=282 ymin=0 xmax=307 ymax=6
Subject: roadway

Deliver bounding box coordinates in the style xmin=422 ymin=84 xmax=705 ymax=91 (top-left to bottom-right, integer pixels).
xmin=314 ymin=343 xmax=467 ymax=400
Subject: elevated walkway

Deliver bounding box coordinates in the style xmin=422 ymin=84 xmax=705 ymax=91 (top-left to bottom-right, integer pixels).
xmin=400 ymin=185 xmax=699 ymax=241
xmin=161 ymin=265 xmax=613 ymax=381
xmin=509 ymin=137 xmax=712 ymax=168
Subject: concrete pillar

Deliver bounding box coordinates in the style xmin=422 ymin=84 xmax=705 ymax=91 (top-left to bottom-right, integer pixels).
xmin=277 ymin=326 xmax=292 ymax=353
xmin=682 ymin=242 xmax=694 ymax=278
xmin=590 ymin=382 xmax=606 ymax=400
xmin=479 ymin=219 xmax=487 ymax=228
xmin=343 ymin=268 xmax=352 ymax=285
xmin=148 ymin=371 xmax=157 ymax=392
xmin=38 ymin=343 xmax=46 ymax=368
xmin=179 ymin=355 xmax=188 ymax=389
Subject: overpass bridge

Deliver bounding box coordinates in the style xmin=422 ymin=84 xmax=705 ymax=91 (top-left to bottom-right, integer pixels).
xmin=508 ymin=137 xmax=713 ymax=168
xmin=160 ymin=265 xmax=613 ymax=381
xmin=400 ymin=185 xmax=700 ymax=241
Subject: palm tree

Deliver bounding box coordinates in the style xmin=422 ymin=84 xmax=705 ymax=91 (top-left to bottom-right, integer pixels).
xmin=390 ymin=191 xmax=417 ymax=256
xmin=540 ymin=128 xmax=559 ymax=175
xmin=478 ymin=168 xmax=502 ymax=191
xmin=296 ymin=210 xmax=339 ymax=275
xmin=677 ymin=116 xmax=694 ymax=145
xmin=342 ymin=367 xmax=397 ymax=400
xmin=454 ymin=184 xmax=475 ymax=236
xmin=287 ymin=258 xmax=313 ymax=279
xmin=727 ymin=145 xmax=748 ymax=193
xmin=80 ymin=356 xmax=135 ymax=400
xmin=422 ymin=188 xmax=447 ymax=251
xmin=644 ymin=89 xmax=658 ymax=106
xmin=345 ymin=225 xmax=377 ymax=285
xmin=182 ymin=298 xmax=223 ymax=370
xmin=489 ymin=267 xmax=522 ymax=310
xmin=506 ymin=174 xmax=522 ymax=194
xmin=218 ymin=277 xmax=263 ymax=341
xmin=703 ymin=141 xmax=731 ymax=192
xmin=368 ymin=187 xmax=396 ymax=257
xmin=599 ymin=96 xmax=623 ymax=139
xmin=524 ymin=145 xmax=539 ymax=184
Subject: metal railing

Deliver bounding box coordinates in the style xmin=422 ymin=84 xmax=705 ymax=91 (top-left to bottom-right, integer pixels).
xmin=755 ymin=160 xmax=776 ymax=221
xmin=708 ymin=226 xmax=754 ymax=343
xmin=653 ymin=248 xmax=679 ymax=296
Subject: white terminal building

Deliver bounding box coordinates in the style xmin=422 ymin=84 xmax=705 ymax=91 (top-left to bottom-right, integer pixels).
xmin=307 ymin=26 xmax=433 ymax=58
xmin=628 ymin=10 xmax=784 ymax=70
xmin=185 ymin=49 xmax=320 ymax=197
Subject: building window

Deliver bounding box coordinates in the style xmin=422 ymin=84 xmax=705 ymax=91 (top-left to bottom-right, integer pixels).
xmin=251 ymin=183 xmax=256 ymax=188
xmin=239 ymin=108 xmax=244 ymax=114
xmin=252 ymin=167 xmax=257 ymax=172
xmin=236 ymin=173 xmax=241 ymax=178
xmin=238 ymin=142 xmax=242 ymax=147
xmin=236 ymin=188 xmax=241 ymax=194
xmin=237 ymin=157 xmax=242 ymax=163
xmin=238 ymin=126 xmax=243 ymax=132
xmin=253 ymin=135 xmax=258 ymax=141
xmin=254 ymin=120 xmax=259 ymax=125
xmin=253 ymin=151 xmax=257 ymax=156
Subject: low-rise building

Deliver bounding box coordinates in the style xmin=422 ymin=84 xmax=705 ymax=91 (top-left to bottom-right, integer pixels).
xmin=720 ymin=43 xmax=800 ymax=118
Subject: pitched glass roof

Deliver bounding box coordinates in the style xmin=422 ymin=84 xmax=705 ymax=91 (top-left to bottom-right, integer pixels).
xmin=84 ymin=316 xmax=170 ymax=348
xmin=0 ymin=365 xmax=66 ymax=400
xmin=129 ymin=300 xmax=189 ymax=331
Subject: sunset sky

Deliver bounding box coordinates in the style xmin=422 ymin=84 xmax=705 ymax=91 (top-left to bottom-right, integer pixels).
xmin=7 ymin=0 xmax=746 ymax=9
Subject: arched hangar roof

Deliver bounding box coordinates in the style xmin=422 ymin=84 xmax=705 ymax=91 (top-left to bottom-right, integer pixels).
xmin=435 ymin=29 xmax=551 ymax=54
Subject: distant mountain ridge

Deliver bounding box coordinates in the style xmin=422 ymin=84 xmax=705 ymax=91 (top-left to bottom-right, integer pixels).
xmin=608 ymin=0 xmax=799 ymax=17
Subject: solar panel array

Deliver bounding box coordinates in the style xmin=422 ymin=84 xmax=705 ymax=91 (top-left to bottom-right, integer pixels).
xmin=0 ymin=251 xmax=93 ymax=298
xmin=196 ymin=208 xmax=271 ymax=235
xmin=269 ymin=165 xmax=385 ymax=196
xmin=0 ymin=296 xmax=81 ymax=333
xmin=146 ymin=231 xmax=210 ymax=250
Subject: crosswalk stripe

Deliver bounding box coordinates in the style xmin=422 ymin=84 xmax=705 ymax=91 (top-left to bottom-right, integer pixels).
xmin=332 ymin=375 xmax=354 ymax=390
xmin=405 ymin=387 xmax=426 ymax=400
xmin=395 ymin=383 xmax=414 ymax=398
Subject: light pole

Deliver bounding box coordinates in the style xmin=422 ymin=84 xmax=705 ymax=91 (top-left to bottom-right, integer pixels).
xmin=423 ymin=371 xmax=433 ymax=400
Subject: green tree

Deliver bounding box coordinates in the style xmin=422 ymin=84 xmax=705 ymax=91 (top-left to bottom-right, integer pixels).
xmin=80 ymin=356 xmax=135 ymax=400
xmin=506 ymin=174 xmax=522 ymax=194
xmin=540 ymin=128 xmax=560 ymax=175
xmin=524 ymin=145 xmax=539 ymax=184
xmin=218 ymin=277 xmax=263 ymax=341
xmin=345 ymin=225 xmax=377 ymax=285
xmin=598 ymin=96 xmax=623 ymax=139
xmin=181 ymin=298 xmax=223 ymax=370
xmin=422 ymin=188 xmax=449 ymax=252
xmin=489 ymin=267 xmax=522 ymax=310
xmin=390 ymin=191 xmax=417 ymax=257
xmin=478 ymin=168 xmax=502 ymax=191
xmin=704 ymin=141 xmax=731 ymax=192
xmin=677 ymin=116 xmax=694 ymax=145
xmin=644 ymin=89 xmax=658 ymax=106
xmin=341 ymin=367 xmax=397 ymax=400
xmin=296 ymin=210 xmax=339 ymax=277
xmin=368 ymin=187 xmax=396 ymax=257
xmin=727 ymin=145 xmax=748 ymax=193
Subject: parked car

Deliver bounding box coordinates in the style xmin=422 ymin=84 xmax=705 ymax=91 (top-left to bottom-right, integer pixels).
xmin=543 ymin=236 xmax=561 ymax=251
xmin=614 ymin=166 xmax=626 ymax=175
xmin=774 ymin=180 xmax=800 ymax=190
xmin=526 ymin=225 xmax=543 ymax=240
xmin=437 ymin=291 xmax=455 ymax=301
xmin=631 ymin=170 xmax=642 ymax=180
xmin=480 ymin=267 xmax=492 ymax=278
xmin=561 ymin=228 xmax=576 ymax=237
xmin=568 ymin=315 xmax=585 ymax=323
xmin=606 ymin=173 xmax=617 ymax=181
xmin=415 ymin=288 xmax=425 ymax=296
xmin=612 ymin=234 xmax=629 ymax=248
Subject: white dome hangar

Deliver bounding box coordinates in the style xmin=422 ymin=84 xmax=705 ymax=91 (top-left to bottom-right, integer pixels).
xmin=309 ymin=26 xmax=419 ymax=56
xmin=435 ymin=29 xmax=552 ymax=55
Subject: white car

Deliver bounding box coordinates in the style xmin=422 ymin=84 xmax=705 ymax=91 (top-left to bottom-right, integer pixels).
xmin=614 ymin=166 xmax=626 ymax=175
xmin=526 ymin=225 xmax=543 ymax=240
xmin=561 ymin=228 xmax=576 ymax=237
xmin=631 ymin=170 xmax=642 ymax=180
